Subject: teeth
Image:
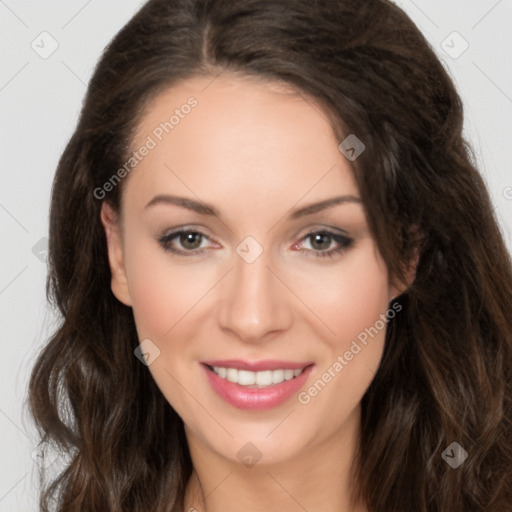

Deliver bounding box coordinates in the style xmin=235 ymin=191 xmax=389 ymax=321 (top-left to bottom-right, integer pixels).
xmin=238 ymin=370 xmax=256 ymax=385
xmin=211 ymin=366 xmax=305 ymax=387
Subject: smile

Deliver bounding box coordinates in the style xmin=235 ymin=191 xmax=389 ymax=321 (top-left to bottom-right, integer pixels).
xmin=201 ymin=360 xmax=314 ymax=410
xmin=207 ymin=365 xmax=305 ymax=387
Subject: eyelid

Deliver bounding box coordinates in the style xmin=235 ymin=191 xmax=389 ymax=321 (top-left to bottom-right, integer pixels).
xmin=292 ymin=229 xmax=354 ymax=258
xmin=294 ymin=224 xmax=351 ymax=239
xmin=156 ymin=226 xmax=217 ymax=256
xmin=157 ymin=225 xmax=354 ymax=258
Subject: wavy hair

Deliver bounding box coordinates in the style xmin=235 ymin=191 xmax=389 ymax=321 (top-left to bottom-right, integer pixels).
xmin=27 ymin=0 xmax=512 ymax=510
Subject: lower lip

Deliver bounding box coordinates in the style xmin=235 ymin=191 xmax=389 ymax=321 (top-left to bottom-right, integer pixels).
xmin=201 ymin=363 xmax=314 ymax=410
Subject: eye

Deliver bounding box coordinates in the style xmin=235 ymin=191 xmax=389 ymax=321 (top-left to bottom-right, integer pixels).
xmin=293 ymin=230 xmax=354 ymax=258
xmin=156 ymin=228 xmax=354 ymax=259
xmin=157 ymin=228 xmax=213 ymax=255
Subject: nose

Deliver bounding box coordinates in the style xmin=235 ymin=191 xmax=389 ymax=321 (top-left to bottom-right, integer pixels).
xmin=216 ymin=248 xmax=293 ymax=344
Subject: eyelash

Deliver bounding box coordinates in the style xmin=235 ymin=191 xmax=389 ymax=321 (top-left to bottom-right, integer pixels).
xmin=157 ymin=228 xmax=354 ymax=259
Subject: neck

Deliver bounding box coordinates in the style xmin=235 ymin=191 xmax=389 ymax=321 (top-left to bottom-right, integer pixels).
xmin=182 ymin=405 xmax=367 ymax=512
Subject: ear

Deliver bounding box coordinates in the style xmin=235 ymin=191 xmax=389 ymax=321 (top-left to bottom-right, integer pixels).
xmin=100 ymin=201 xmax=132 ymax=307
xmin=389 ymin=227 xmax=421 ymax=302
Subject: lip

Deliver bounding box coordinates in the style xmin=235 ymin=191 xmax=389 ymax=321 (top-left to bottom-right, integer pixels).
xmin=201 ymin=361 xmax=314 ymax=411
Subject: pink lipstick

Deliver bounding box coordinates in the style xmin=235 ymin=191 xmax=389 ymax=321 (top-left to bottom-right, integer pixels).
xmin=201 ymin=359 xmax=314 ymax=410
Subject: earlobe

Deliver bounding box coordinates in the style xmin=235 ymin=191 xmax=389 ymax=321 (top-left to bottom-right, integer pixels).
xmin=389 ymin=256 xmax=417 ymax=301
xmin=389 ymin=230 xmax=421 ymax=301
xmin=100 ymin=201 xmax=133 ymax=307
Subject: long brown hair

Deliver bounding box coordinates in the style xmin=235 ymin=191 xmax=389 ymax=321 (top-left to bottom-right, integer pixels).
xmin=27 ymin=0 xmax=512 ymax=510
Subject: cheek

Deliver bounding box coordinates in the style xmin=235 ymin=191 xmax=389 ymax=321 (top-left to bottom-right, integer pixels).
xmin=124 ymin=236 xmax=215 ymax=339
xmin=292 ymin=241 xmax=391 ymax=411
xmin=290 ymin=239 xmax=391 ymax=345
xmin=123 ymin=238 xmax=212 ymax=413
xmin=336 ymin=250 xmax=390 ymax=343
xmin=298 ymin=243 xmax=390 ymax=412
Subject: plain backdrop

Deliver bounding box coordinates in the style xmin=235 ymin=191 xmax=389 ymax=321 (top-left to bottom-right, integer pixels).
xmin=1 ymin=1 xmax=511 ymax=510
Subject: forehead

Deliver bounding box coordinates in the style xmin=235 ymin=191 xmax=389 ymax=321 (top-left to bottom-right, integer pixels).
xmin=123 ymin=73 xmax=359 ymax=214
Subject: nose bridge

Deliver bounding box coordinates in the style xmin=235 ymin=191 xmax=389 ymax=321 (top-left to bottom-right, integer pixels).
xmin=217 ymin=242 xmax=291 ymax=341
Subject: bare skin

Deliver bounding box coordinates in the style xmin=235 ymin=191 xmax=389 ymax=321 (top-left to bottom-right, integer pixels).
xmin=101 ymin=73 xmax=410 ymax=512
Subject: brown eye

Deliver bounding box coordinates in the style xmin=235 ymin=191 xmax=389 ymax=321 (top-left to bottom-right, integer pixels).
xmin=294 ymin=230 xmax=354 ymax=259
xmin=158 ymin=229 xmax=211 ymax=255
xmin=309 ymin=232 xmax=333 ymax=251
xmin=179 ymin=231 xmax=203 ymax=250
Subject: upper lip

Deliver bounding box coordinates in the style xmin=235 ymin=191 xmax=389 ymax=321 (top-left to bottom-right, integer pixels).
xmin=201 ymin=359 xmax=314 ymax=372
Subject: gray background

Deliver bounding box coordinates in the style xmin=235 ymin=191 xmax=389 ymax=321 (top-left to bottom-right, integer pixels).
xmin=1 ymin=1 xmax=511 ymax=510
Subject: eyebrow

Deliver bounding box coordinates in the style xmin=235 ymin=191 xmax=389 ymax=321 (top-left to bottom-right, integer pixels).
xmin=145 ymin=194 xmax=219 ymax=216
xmin=144 ymin=194 xmax=362 ymax=219
xmin=290 ymin=195 xmax=362 ymax=218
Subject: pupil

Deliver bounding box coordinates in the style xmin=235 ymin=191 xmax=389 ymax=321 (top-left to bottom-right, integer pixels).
xmin=311 ymin=233 xmax=331 ymax=250
xmin=181 ymin=232 xmax=201 ymax=249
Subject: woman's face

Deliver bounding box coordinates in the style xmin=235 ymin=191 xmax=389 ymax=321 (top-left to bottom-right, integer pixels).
xmin=102 ymin=73 xmax=401 ymax=466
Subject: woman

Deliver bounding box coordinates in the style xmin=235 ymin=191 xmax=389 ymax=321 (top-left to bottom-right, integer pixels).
xmin=27 ymin=0 xmax=512 ymax=510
